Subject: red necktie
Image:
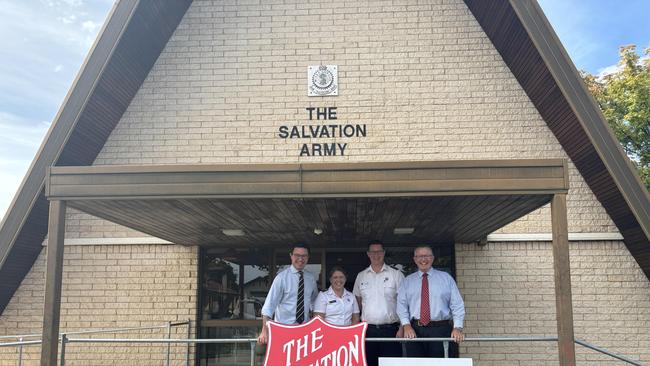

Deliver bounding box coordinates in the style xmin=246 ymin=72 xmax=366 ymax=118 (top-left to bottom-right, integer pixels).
xmin=420 ymin=273 xmax=430 ymax=325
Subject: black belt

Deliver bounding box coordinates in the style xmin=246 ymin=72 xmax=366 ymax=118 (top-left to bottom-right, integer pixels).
xmin=410 ymin=319 xmax=451 ymax=327
xmin=367 ymin=322 xmax=399 ymax=329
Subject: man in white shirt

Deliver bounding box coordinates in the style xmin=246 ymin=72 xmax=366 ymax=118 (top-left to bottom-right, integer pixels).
xmin=353 ymin=241 xmax=405 ymax=366
xmin=397 ymin=245 xmax=465 ymax=358
xmin=257 ymin=244 xmax=318 ymax=344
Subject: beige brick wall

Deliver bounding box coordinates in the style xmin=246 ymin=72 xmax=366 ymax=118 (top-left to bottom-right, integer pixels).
xmin=61 ymin=0 xmax=617 ymax=239
xmin=457 ymin=241 xmax=650 ymax=365
xmin=0 ymin=244 xmax=198 ymax=365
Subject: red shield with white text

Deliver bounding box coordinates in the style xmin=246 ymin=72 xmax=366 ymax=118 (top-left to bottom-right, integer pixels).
xmin=264 ymin=317 xmax=368 ymax=366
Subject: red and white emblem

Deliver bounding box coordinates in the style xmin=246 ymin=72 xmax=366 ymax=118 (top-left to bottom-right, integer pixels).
xmin=264 ymin=317 xmax=368 ymax=366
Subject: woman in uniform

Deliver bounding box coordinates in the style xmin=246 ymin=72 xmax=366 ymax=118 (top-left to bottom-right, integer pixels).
xmin=313 ymin=266 xmax=360 ymax=326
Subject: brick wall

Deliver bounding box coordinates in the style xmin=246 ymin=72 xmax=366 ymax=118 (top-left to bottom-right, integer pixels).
xmin=0 ymin=244 xmax=198 ymax=366
xmin=457 ymin=241 xmax=650 ymax=365
xmin=64 ymin=0 xmax=616 ymax=238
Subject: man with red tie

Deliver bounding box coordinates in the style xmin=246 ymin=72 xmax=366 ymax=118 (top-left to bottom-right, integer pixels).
xmin=397 ymin=246 xmax=465 ymax=358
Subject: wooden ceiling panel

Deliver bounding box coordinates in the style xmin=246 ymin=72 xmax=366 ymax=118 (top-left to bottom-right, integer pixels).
xmin=49 ymin=161 xmax=563 ymax=252
xmin=69 ymin=195 xmax=552 ymax=249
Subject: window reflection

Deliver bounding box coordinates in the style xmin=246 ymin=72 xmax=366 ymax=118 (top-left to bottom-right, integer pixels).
xmin=201 ymin=250 xmax=272 ymax=321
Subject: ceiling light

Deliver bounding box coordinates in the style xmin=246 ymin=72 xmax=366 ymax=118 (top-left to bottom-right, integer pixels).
xmin=222 ymin=229 xmax=245 ymax=236
xmin=393 ymin=227 xmax=415 ymax=235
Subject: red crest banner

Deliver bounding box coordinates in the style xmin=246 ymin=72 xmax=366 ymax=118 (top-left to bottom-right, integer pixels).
xmin=263 ymin=317 xmax=368 ymax=366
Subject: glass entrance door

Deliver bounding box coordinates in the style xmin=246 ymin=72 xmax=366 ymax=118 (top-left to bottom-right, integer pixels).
xmin=197 ymin=244 xmax=455 ymax=365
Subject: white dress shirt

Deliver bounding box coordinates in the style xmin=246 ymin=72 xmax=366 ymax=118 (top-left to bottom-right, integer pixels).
xmin=396 ymin=268 xmax=465 ymax=328
xmin=261 ymin=265 xmax=318 ymax=324
xmin=353 ymin=264 xmax=404 ymax=325
xmin=314 ymin=287 xmax=360 ymax=326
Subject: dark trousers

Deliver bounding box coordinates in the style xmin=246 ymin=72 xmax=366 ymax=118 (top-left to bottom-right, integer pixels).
xmin=405 ymin=322 xmax=453 ymax=358
xmin=365 ymin=323 xmax=402 ymax=366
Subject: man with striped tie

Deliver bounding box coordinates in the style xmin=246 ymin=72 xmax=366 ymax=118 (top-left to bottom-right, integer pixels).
xmin=257 ymin=243 xmax=318 ymax=344
xmin=397 ymin=245 xmax=465 ymax=358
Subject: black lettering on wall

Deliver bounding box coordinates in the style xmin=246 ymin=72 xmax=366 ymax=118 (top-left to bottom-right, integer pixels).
xmin=278 ymin=125 xmax=288 ymax=138
xmin=282 ymin=108 xmax=365 ymax=156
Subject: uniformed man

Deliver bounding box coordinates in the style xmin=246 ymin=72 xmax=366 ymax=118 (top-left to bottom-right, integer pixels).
xmin=353 ymin=240 xmax=404 ymax=366
xmin=397 ymin=245 xmax=465 ymax=358
xmin=257 ymin=244 xmax=318 ymax=344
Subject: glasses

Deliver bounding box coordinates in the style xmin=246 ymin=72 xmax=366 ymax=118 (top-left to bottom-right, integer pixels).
xmin=292 ymin=254 xmax=309 ymax=259
xmin=367 ymin=250 xmax=385 ymax=255
xmin=414 ymin=255 xmax=433 ymax=259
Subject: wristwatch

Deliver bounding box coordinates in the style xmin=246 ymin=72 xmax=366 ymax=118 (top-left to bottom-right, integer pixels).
xmin=454 ymin=327 xmax=463 ymax=332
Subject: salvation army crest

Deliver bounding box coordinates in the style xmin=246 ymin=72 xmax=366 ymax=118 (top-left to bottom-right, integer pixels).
xmin=264 ymin=317 xmax=367 ymax=366
xmin=308 ymin=65 xmax=338 ymax=96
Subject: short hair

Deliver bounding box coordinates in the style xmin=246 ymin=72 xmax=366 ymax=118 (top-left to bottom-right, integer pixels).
xmin=367 ymin=240 xmax=384 ymax=250
xmin=328 ymin=265 xmax=347 ymax=279
xmin=413 ymin=245 xmax=433 ymax=256
xmin=291 ymin=243 xmax=310 ymax=255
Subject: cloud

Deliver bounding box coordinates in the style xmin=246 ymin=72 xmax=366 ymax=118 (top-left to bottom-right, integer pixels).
xmin=0 ymin=0 xmax=113 ymax=222
xmin=0 ymin=113 xmax=50 ymax=149
xmin=57 ymin=13 xmax=76 ymax=24
xmin=81 ymin=20 xmax=100 ymax=33
xmin=539 ymin=0 xmax=650 ymax=74
xmin=0 ymin=112 xmax=51 ymax=221
xmin=43 ymin=0 xmax=85 ymax=8
xmin=0 ymin=169 xmax=28 ymax=223
xmin=61 ymin=0 xmax=84 ymax=7
xmin=596 ymin=54 xmax=650 ymax=79
xmin=597 ymin=63 xmax=622 ymax=78
xmin=537 ymin=1 xmax=599 ymax=64
xmin=0 ymin=1 xmax=113 ymax=118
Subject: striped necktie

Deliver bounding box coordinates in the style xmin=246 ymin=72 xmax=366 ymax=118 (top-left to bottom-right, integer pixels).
xmin=296 ymin=270 xmax=305 ymax=323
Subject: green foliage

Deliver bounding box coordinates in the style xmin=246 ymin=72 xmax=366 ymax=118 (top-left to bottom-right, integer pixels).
xmin=581 ymin=45 xmax=650 ymax=191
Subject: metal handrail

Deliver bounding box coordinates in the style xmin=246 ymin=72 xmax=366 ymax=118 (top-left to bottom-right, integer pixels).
xmin=0 ymin=320 xmax=192 ymax=366
xmin=2 ymin=335 xmax=646 ymax=366
xmin=576 ymin=339 xmax=647 ymax=366
xmin=0 ymin=321 xmax=189 ymax=340
xmin=369 ymin=336 xmax=560 ymax=342
xmin=0 ymin=340 xmax=42 ymax=347
xmin=61 ymin=337 xmax=650 ymax=366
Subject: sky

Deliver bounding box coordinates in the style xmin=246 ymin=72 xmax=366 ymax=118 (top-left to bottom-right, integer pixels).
xmin=0 ymin=1 xmax=649 ymax=222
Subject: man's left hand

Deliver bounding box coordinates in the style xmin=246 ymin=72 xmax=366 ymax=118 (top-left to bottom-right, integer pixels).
xmin=451 ymin=328 xmax=464 ymax=343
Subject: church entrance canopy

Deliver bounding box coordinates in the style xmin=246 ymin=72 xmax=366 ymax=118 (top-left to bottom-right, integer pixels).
xmin=40 ymin=159 xmax=576 ymax=365
xmin=45 ymin=159 xmax=567 ymax=247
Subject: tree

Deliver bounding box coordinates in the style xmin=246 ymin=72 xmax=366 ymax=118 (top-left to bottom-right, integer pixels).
xmin=581 ymin=45 xmax=650 ymax=191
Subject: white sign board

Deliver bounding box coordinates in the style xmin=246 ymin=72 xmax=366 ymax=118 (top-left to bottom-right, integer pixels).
xmin=379 ymin=358 xmax=473 ymax=366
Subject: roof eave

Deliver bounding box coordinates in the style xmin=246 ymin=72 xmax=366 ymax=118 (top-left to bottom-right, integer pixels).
xmin=464 ymin=0 xmax=650 ymax=277
xmin=510 ymin=0 xmax=650 ymax=239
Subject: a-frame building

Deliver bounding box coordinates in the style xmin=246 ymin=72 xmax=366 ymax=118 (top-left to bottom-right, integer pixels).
xmin=0 ymin=0 xmax=649 ymax=365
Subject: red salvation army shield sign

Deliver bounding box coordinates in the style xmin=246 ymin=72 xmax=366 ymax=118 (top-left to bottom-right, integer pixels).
xmin=264 ymin=317 xmax=368 ymax=366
